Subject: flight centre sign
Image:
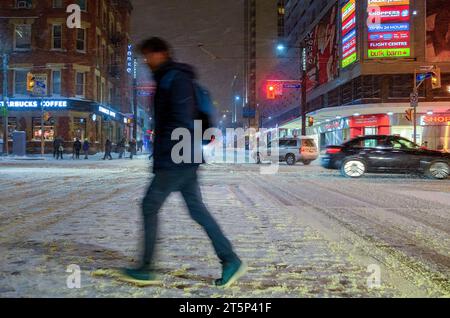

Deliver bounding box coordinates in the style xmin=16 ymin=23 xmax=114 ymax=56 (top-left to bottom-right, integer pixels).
xmin=367 ymin=0 xmax=411 ymax=59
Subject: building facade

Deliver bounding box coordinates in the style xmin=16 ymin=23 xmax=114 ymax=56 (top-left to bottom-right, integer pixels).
xmin=265 ymin=0 xmax=450 ymax=152
xmin=0 ymin=0 xmax=133 ymax=154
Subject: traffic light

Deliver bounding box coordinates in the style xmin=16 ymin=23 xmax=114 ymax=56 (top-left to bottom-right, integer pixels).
xmin=431 ymin=68 xmax=441 ymax=89
xmin=267 ymin=85 xmax=275 ymax=99
xmin=43 ymin=112 xmax=50 ymax=121
xmin=308 ymin=116 xmax=314 ymax=127
xmin=405 ymin=108 xmax=413 ymax=122
xmin=27 ymin=72 xmax=35 ymax=92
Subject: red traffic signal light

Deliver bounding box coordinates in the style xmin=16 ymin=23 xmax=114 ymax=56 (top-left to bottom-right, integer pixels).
xmin=267 ymin=85 xmax=275 ymax=99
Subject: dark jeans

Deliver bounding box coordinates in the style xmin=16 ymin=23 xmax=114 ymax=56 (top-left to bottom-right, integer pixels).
xmin=74 ymin=150 xmax=80 ymax=159
xmin=84 ymin=150 xmax=89 ymax=159
xmin=56 ymin=151 xmax=63 ymax=160
xmin=141 ymin=167 xmax=238 ymax=268
xmin=104 ymin=151 xmax=112 ymax=160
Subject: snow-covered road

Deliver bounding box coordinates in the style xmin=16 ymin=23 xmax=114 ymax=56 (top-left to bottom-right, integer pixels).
xmin=0 ymin=157 xmax=449 ymax=297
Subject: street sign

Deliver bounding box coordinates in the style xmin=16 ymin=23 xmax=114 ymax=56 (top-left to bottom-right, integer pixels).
xmin=137 ymin=91 xmax=152 ymax=96
xmin=416 ymin=73 xmax=432 ymax=82
xmin=283 ymin=84 xmax=301 ymax=89
xmin=243 ymin=107 xmax=256 ymax=118
xmin=32 ymin=74 xmax=48 ymax=96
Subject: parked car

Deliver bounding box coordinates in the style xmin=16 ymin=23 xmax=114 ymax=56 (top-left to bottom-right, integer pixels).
xmin=321 ymin=135 xmax=450 ymax=179
xmin=253 ymin=137 xmax=319 ymax=165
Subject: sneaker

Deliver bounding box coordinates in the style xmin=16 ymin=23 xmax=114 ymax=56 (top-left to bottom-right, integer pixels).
xmin=116 ymin=268 xmax=162 ymax=286
xmin=215 ymin=259 xmax=247 ymax=288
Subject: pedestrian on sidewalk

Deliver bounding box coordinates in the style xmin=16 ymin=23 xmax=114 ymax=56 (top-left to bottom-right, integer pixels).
xmin=73 ymin=138 xmax=82 ymax=160
xmin=117 ymin=37 xmax=246 ymax=288
xmin=137 ymin=140 xmax=143 ymax=153
xmin=118 ymin=137 xmax=126 ymax=159
xmin=54 ymin=136 xmax=63 ymax=160
xmin=83 ymin=139 xmax=90 ymax=160
xmin=53 ymin=137 xmax=60 ymax=158
xmin=103 ymin=139 xmax=113 ymax=160
xmin=129 ymin=138 xmax=137 ymax=160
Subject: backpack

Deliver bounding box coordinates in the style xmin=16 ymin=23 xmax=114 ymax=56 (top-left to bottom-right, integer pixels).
xmin=160 ymin=70 xmax=217 ymax=140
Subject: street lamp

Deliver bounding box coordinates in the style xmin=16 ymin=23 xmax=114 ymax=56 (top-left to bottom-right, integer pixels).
xmin=274 ymin=42 xmax=307 ymax=136
xmin=276 ymin=44 xmax=286 ymax=52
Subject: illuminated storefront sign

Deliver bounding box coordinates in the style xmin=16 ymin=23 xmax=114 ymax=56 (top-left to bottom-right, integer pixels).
xmin=367 ymin=0 xmax=411 ymax=59
xmin=127 ymin=44 xmax=133 ymax=74
xmin=342 ymin=0 xmax=357 ymax=68
xmin=0 ymin=100 xmax=67 ymax=108
xmin=421 ymin=114 xmax=450 ymax=125
xmin=99 ymin=106 xmax=116 ymax=118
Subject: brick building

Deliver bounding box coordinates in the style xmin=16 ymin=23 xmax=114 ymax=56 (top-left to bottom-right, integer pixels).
xmin=0 ymin=0 xmax=133 ymax=154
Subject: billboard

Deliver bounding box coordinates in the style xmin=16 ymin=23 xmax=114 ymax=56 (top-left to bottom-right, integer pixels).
xmin=367 ymin=0 xmax=411 ymax=59
xmin=342 ymin=0 xmax=357 ymax=68
xmin=306 ymin=4 xmax=339 ymax=91
xmin=426 ymin=0 xmax=450 ymax=62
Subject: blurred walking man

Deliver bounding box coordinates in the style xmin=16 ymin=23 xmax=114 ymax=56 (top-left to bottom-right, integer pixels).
xmin=119 ymin=37 xmax=245 ymax=287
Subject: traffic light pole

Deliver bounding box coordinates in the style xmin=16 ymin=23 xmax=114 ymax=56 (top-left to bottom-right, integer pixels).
xmin=301 ymin=66 xmax=307 ymax=136
xmin=413 ymin=69 xmax=418 ymax=144
xmin=2 ymin=53 xmax=8 ymax=155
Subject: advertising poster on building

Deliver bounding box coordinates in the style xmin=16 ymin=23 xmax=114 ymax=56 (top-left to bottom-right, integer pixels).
xmin=305 ymin=4 xmax=339 ymax=91
xmin=341 ymin=0 xmax=357 ymax=68
xmin=367 ymin=0 xmax=411 ymax=59
xmin=426 ymin=0 xmax=450 ymax=62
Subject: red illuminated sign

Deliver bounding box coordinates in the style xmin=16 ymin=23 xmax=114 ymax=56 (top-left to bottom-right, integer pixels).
xmin=422 ymin=114 xmax=450 ymax=125
xmin=368 ymin=5 xmax=410 ymax=23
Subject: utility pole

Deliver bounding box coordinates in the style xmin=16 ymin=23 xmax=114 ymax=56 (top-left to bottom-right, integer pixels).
xmin=2 ymin=53 xmax=8 ymax=155
xmin=40 ymin=97 xmax=44 ymax=156
xmin=413 ymin=69 xmax=418 ymax=144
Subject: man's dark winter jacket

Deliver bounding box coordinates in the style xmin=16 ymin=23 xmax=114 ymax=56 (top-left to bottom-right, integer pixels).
xmin=152 ymin=60 xmax=201 ymax=171
xmin=73 ymin=140 xmax=82 ymax=151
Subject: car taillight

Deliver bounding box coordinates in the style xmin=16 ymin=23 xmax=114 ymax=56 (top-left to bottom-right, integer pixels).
xmin=326 ymin=148 xmax=341 ymax=154
xmin=300 ymin=147 xmax=305 ymax=154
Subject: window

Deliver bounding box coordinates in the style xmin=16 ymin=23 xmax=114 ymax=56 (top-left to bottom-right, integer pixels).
xmin=14 ymin=70 xmax=28 ymax=96
xmin=52 ymin=70 xmax=61 ymax=95
xmin=7 ymin=117 xmax=17 ymax=140
xmin=32 ymin=117 xmax=55 ymax=141
xmin=76 ymin=28 xmax=86 ymax=52
xmin=109 ymin=87 xmax=113 ymax=104
xmin=347 ymin=137 xmax=389 ymax=149
xmin=96 ymin=76 xmax=101 ymax=102
xmin=73 ymin=117 xmax=87 ymax=140
xmin=52 ymin=25 xmax=62 ymax=49
xmin=75 ymin=72 xmax=85 ymax=97
xmin=14 ymin=24 xmax=31 ymax=50
xmin=77 ymin=0 xmax=87 ymax=11
xmin=389 ymin=138 xmax=420 ymax=150
xmin=16 ymin=0 xmax=32 ymax=9
xmin=52 ymin=0 xmax=63 ymax=8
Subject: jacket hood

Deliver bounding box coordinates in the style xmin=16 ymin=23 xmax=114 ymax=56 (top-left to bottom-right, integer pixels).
xmin=153 ymin=60 xmax=197 ymax=82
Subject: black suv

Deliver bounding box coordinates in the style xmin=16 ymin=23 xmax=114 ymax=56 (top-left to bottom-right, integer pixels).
xmin=321 ymin=135 xmax=450 ymax=179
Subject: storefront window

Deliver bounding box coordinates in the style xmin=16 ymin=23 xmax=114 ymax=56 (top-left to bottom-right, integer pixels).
xmin=32 ymin=117 xmax=55 ymax=141
xmin=73 ymin=117 xmax=87 ymax=140
xmin=14 ymin=70 xmax=28 ymax=96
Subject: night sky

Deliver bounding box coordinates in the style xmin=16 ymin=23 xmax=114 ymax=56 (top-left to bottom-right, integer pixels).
xmin=131 ymin=0 xmax=246 ymax=115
